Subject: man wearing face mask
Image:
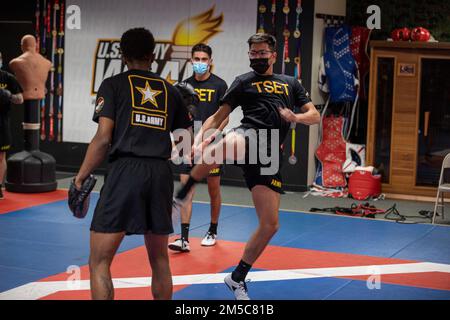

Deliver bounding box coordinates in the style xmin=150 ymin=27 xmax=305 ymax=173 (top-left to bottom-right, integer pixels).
xmin=172 ymin=33 xmax=320 ymax=299
xmin=169 ymin=43 xmax=228 ymax=252
xmin=0 ymin=52 xmax=24 ymax=199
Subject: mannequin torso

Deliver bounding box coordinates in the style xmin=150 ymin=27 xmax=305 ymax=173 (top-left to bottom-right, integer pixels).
xmin=9 ymin=35 xmax=52 ymax=100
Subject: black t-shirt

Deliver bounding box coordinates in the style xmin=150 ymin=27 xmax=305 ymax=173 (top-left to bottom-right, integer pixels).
xmin=93 ymin=69 xmax=192 ymax=160
xmin=185 ymin=73 xmax=228 ymax=122
xmin=221 ymin=71 xmax=311 ymax=143
xmin=0 ymin=70 xmax=23 ymax=116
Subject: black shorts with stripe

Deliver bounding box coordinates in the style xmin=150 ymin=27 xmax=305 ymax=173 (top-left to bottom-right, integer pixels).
xmin=228 ymin=125 xmax=285 ymax=194
xmin=172 ymin=163 xmax=224 ymax=177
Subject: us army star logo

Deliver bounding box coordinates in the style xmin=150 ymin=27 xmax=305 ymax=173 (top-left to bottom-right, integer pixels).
xmin=136 ymin=81 xmax=162 ymax=107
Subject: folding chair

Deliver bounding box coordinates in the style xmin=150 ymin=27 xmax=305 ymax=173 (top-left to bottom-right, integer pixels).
xmin=432 ymin=153 xmax=450 ymax=224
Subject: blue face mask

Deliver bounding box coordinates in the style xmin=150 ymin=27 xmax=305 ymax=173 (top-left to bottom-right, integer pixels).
xmin=192 ymin=62 xmax=208 ymax=75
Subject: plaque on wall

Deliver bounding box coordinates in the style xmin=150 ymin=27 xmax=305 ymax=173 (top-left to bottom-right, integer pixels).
xmin=398 ymin=63 xmax=416 ymax=76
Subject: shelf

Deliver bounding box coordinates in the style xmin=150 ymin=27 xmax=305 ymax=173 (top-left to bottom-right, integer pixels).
xmin=370 ymin=40 xmax=450 ymax=50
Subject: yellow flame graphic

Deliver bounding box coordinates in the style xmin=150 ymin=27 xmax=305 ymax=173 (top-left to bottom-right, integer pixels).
xmin=172 ymin=6 xmax=223 ymax=46
xmin=165 ymin=74 xmax=177 ymax=85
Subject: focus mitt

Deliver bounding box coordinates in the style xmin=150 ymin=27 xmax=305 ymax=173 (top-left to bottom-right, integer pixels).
xmin=68 ymin=175 xmax=97 ymax=219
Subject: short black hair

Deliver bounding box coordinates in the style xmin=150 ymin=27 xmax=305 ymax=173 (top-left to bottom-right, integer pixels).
xmin=247 ymin=33 xmax=276 ymax=51
xmin=120 ymin=27 xmax=155 ymax=62
xmin=191 ymin=43 xmax=212 ymax=58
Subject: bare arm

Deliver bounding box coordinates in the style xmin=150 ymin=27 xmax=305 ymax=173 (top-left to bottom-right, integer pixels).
xmin=218 ymin=116 xmax=229 ymax=131
xmin=278 ymin=102 xmax=320 ymax=125
xmin=74 ymin=117 xmax=114 ymax=188
xmin=193 ymin=103 xmax=232 ymax=147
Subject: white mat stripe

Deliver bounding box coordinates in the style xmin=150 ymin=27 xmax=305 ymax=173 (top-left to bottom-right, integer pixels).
xmin=1 ymin=262 xmax=449 ymax=300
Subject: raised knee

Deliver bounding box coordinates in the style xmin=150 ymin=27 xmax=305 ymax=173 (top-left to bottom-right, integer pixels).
xmin=224 ymin=133 xmax=246 ymax=162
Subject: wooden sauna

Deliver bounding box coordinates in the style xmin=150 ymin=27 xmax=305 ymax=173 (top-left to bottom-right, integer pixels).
xmin=366 ymin=41 xmax=450 ymax=197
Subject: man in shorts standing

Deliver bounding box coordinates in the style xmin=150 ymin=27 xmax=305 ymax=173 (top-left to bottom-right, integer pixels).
xmin=169 ymin=43 xmax=228 ymax=252
xmin=173 ymin=33 xmax=320 ymax=300
xmin=73 ymin=28 xmax=192 ymax=299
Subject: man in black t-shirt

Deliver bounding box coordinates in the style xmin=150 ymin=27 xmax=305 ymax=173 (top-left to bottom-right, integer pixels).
xmin=0 ymin=56 xmax=24 ymax=200
xmin=173 ymin=33 xmax=320 ymax=300
xmin=73 ymin=28 xmax=191 ymax=300
xmin=169 ymin=43 xmax=228 ymax=252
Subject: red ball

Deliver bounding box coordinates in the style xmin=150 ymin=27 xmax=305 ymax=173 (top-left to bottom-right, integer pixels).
xmin=411 ymin=27 xmax=431 ymax=41
xmin=391 ymin=28 xmax=411 ymax=41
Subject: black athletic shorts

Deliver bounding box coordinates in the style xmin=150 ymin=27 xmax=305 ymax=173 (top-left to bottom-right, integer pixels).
xmin=91 ymin=157 xmax=174 ymax=235
xmin=172 ymin=163 xmax=224 ymax=177
xmin=0 ymin=114 xmax=11 ymax=152
xmin=228 ymin=125 xmax=284 ymax=194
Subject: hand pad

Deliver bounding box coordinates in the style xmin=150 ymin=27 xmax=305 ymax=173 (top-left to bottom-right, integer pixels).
xmin=68 ymin=175 xmax=97 ymax=219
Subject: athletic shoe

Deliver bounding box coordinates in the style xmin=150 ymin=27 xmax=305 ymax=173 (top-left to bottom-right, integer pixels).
xmin=168 ymin=238 xmax=190 ymax=252
xmin=224 ymin=274 xmax=250 ymax=300
xmin=0 ymin=188 xmax=3 ymax=200
xmin=201 ymin=232 xmax=217 ymax=246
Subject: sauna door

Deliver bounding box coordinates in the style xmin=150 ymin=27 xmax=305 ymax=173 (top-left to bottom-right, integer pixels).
xmin=416 ymin=58 xmax=450 ymax=187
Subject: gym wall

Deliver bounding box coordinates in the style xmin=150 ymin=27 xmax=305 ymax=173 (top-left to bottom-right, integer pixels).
xmin=2 ymin=0 xmax=320 ymax=192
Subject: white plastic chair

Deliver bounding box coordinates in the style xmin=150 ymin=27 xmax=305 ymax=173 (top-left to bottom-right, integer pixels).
xmin=432 ymin=153 xmax=450 ymax=224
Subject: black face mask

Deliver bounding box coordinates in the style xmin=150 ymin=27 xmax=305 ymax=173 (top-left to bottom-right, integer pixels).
xmin=250 ymin=58 xmax=270 ymax=74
